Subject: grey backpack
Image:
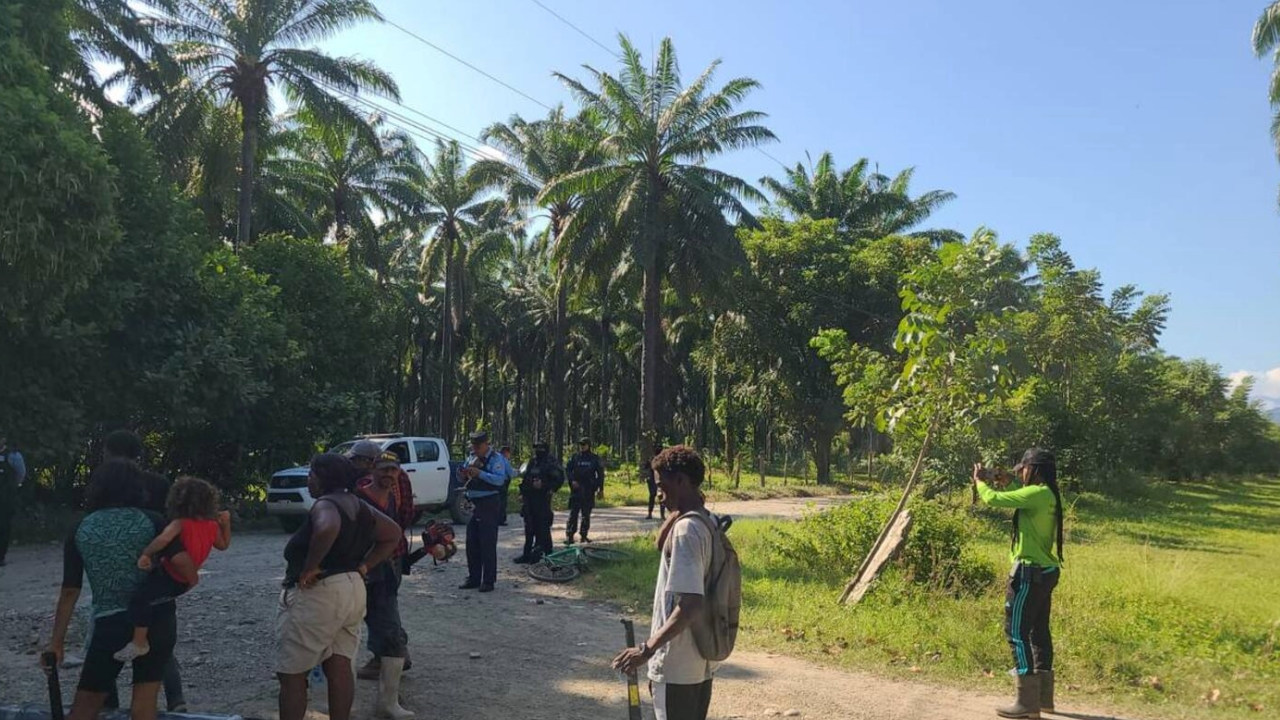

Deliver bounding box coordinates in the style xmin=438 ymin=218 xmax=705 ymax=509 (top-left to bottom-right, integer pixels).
xmin=677 ymin=511 xmax=741 ymax=662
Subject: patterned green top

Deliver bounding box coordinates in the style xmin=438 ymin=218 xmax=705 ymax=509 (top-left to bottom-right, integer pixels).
xmin=63 ymin=508 xmax=168 ymax=618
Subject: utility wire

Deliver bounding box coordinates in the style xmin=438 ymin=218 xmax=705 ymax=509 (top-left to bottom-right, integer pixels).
xmin=381 ymin=17 xmax=555 ymax=111
xmin=529 ymin=0 xmax=620 ymax=58
xmin=318 ymin=80 xmax=541 ymax=187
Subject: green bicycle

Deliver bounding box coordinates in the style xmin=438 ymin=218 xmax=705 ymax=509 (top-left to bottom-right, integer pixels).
xmin=527 ymin=544 xmax=632 ymax=583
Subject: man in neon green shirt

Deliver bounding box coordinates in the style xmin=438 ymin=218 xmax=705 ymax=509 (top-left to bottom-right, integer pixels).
xmin=974 ymin=448 xmax=1064 ymax=720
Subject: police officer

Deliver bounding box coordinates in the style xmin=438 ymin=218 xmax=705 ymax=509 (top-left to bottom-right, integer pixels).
xmin=513 ymin=441 xmax=564 ymax=564
xmin=0 ymin=430 xmax=27 ymax=567
xmin=458 ymin=431 xmax=510 ymax=592
xmin=643 ymin=441 xmax=665 ymax=520
xmin=564 ymin=437 xmax=605 ymax=545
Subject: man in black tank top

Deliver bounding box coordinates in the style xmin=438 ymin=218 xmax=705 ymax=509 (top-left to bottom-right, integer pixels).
xmin=276 ymin=453 xmax=402 ymax=720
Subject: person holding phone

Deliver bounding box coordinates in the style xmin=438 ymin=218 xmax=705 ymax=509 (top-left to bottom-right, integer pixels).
xmin=973 ymin=448 xmax=1065 ymax=719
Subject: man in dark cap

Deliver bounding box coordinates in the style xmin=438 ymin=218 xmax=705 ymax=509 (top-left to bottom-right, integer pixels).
xmin=564 ymin=437 xmax=605 ymax=545
xmin=353 ymin=452 xmax=416 ymax=717
xmin=513 ymin=441 xmax=564 ymax=564
xmin=458 ymin=431 xmax=510 ymax=592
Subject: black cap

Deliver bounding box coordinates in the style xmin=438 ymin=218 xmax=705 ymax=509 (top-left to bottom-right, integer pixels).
xmin=533 ymin=441 xmax=549 ymax=450
xmin=469 ymin=431 xmax=489 ymax=445
xmin=578 ymin=437 xmax=590 ymax=446
xmin=1013 ymin=447 xmax=1055 ymax=472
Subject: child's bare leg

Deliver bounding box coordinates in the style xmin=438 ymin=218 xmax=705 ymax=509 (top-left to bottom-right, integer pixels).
xmin=113 ymin=629 xmax=151 ymax=661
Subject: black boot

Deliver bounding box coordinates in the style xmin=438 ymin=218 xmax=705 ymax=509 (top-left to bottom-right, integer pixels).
xmin=1039 ymin=671 xmax=1054 ymax=714
xmin=996 ymin=674 xmax=1040 ymax=719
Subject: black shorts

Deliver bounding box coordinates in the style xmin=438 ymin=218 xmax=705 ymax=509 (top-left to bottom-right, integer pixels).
xmin=78 ymin=602 xmax=177 ymax=693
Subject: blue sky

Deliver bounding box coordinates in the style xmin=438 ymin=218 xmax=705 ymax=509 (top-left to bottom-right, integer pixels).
xmin=318 ymin=1 xmax=1279 ymax=400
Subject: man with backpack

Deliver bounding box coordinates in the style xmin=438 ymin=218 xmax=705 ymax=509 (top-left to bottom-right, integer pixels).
xmin=612 ymin=445 xmax=740 ymax=720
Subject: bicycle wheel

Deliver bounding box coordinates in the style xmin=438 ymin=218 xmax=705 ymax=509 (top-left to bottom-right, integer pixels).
xmin=528 ymin=560 xmax=580 ymax=583
xmin=581 ymin=546 xmax=631 ymax=563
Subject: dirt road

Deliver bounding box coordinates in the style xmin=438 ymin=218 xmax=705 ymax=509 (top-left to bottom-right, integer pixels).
xmin=0 ymin=496 xmax=1139 ymax=720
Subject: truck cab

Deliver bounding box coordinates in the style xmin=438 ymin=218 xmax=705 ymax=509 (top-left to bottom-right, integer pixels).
xmin=266 ymin=434 xmax=471 ymax=532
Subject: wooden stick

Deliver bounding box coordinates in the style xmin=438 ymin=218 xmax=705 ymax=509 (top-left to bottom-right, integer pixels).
xmin=838 ymin=422 xmax=934 ymax=605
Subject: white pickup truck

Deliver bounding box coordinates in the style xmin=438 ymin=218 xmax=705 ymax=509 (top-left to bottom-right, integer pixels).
xmin=265 ymin=434 xmax=470 ymax=531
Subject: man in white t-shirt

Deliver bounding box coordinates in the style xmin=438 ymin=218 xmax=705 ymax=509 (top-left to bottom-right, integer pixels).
xmin=612 ymin=445 xmax=717 ymax=720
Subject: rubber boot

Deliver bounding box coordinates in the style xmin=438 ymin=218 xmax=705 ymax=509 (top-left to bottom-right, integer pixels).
xmin=1039 ymin=671 xmax=1054 ymax=714
xmin=996 ymin=674 xmax=1040 ymax=719
xmin=375 ymin=657 xmax=415 ymax=720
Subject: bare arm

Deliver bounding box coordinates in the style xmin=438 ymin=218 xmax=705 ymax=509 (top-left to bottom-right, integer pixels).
xmin=48 ymin=531 xmax=84 ymax=666
xmin=140 ymin=519 xmax=184 ymax=560
xmin=299 ymin=501 xmax=341 ymax=588
xmin=360 ymin=507 xmax=402 ymax=574
xmin=45 ymin=587 xmax=80 ymax=666
xmin=612 ymin=594 xmax=705 ymax=673
xmin=213 ymin=510 xmax=232 ymax=550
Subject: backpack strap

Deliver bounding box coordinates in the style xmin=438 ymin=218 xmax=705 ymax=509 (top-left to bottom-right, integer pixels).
xmin=663 ymin=510 xmax=723 ymax=583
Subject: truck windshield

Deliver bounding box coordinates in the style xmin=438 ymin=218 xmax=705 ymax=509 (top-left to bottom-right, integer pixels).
xmin=328 ymin=441 xmax=356 ymax=456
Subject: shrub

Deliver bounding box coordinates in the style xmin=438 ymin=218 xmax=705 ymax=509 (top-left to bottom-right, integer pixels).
xmin=777 ymin=496 xmax=995 ymax=595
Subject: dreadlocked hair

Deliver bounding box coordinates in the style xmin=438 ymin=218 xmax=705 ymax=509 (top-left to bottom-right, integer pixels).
xmin=1010 ymin=463 xmax=1064 ymax=563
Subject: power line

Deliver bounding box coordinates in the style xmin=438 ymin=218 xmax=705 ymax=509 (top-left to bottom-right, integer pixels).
xmin=318 ymin=81 xmax=542 ymax=187
xmin=381 ymin=17 xmax=555 ymax=111
xmin=529 ymin=0 xmax=619 ymax=58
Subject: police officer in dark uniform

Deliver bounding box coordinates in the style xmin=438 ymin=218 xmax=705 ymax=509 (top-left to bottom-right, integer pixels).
xmin=512 ymin=441 xmax=564 ymax=563
xmin=643 ymin=441 xmax=665 ymax=520
xmin=564 ymin=437 xmax=605 ymax=545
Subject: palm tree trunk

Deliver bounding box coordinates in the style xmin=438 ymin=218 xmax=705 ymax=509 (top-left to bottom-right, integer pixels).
xmin=598 ymin=306 xmax=609 ymax=441
xmin=439 ymin=231 xmax=456 ymax=447
xmin=481 ymin=346 xmax=489 ymax=431
xmin=235 ymin=93 xmax=261 ymax=251
xmin=551 ymin=241 xmax=568 ymax=458
xmin=418 ymin=314 xmax=430 ymax=434
xmin=814 ymin=428 xmax=834 ymax=485
xmin=640 ymin=256 xmax=662 ymax=472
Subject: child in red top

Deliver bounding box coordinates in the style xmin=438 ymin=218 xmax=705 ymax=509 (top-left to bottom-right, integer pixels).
xmin=114 ymin=476 xmax=231 ymax=662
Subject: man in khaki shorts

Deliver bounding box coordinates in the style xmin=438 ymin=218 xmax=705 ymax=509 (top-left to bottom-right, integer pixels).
xmin=275 ymin=453 xmax=400 ymax=720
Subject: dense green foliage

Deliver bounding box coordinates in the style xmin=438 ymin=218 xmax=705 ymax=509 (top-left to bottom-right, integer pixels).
xmin=0 ymin=0 xmax=1276 ymax=506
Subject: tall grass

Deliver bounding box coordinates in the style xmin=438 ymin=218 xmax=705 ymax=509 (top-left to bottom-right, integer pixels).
xmin=583 ymin=478 xmax=1280 ymax=719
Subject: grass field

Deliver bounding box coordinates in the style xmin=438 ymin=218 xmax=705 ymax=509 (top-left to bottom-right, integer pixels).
xmin=580 ymin=477 xmax=1280 ymax=720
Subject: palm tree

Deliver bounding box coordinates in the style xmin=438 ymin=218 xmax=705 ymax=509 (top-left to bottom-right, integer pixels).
xmin=151 ymin=0 xmax=399 ymax=249
xmin=68 ymin=0 xmax=175 ymax=107
xmin=546 ymin=35 xmax=776 ymax=467
xmin=476 ymin=107 xmax=603 ymax=457
xmin=1255 ymin=2 xmax=1280 ymax=205
xmin=405 ymin=139 xmax=505 ymax=446
xmin=760 ymin=152 xmax=957 ymax=241
xmin=263 ymin=108 xmax=419 ymax=264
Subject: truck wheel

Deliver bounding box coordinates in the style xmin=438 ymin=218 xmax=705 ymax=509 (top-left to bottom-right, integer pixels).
xmin=279 ymin=516 xmax=304 ymax=533
xmin=448 ymin=491 xmax=473 ymax=525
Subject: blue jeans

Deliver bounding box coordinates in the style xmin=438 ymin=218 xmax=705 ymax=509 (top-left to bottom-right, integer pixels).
xmin=364 ymin=563 xmax=408 ymax=658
